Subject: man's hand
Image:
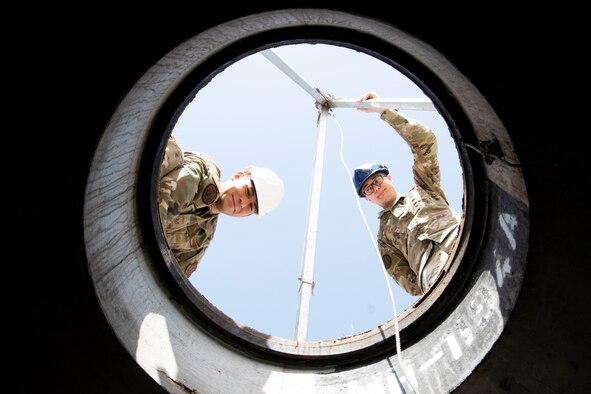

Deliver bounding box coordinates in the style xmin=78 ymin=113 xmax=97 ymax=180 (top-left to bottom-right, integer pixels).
xmin=356 ymin=91 xmax=385 ymax=114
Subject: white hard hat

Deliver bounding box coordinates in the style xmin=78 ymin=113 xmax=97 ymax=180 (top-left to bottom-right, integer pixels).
xmin=245 ymin=166 xmax=285 ymax=216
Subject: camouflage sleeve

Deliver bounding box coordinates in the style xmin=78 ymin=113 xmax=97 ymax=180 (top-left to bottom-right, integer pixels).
xmin=168 ymin=225 xmax=209 ymax=277
xmin=158 ymin=146 xmax=208 ymax=231
xmin=159 ymin=135 xmax=184 ymax=178
xmin=379 ymin=239 xmax=423 ymax=296
xmin=381 ymin=109 xmax=444 ymax=197
xmin=174 ymin=247 xmax=203 ymax=277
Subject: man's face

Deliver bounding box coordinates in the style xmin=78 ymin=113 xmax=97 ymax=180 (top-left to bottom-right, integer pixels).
xmin=217 ymin=174 xmax=258 ymax=217
xmin=363 ymin=173 xmax=395 ymax=207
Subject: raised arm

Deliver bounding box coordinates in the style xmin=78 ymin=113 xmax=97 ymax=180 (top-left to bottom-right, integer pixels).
xmin=358 ymin=92 xmax=444 ymax=196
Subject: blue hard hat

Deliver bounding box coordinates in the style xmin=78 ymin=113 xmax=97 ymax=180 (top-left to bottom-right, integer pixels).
xmin=352 ymin=163 xmax=389 ymax=197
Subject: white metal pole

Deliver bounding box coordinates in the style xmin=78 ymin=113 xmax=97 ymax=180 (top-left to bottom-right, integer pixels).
xmin=260 ymin=49 xmax=327 ymax=105
xmin=260 ymin=48 xmax=328 ymax=341
xmin=295 ymin=104 xmax=329 ymax=341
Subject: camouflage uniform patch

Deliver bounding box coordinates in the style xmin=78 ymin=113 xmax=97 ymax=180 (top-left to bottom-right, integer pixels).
xmin=202 ymin=184 xmax=218 ymax=205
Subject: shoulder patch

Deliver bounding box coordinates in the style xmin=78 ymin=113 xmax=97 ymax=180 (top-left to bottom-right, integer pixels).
xmin=203 ymin=184 xmax=218 ymax=205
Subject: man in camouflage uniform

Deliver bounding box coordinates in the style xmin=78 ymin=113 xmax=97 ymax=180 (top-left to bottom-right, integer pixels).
xmin=159 ymin=135 xmax=284 ymax=277
xmin=353 ymin=92 xmax=461 ymax=296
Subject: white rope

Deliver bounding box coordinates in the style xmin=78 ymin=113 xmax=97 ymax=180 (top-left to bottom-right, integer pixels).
xmin=330 ymin=112 xmax=418 ymax=393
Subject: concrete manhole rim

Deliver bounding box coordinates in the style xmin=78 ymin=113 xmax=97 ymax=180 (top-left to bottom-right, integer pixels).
xmin=84 ymin=8 xmax=528 ymax=393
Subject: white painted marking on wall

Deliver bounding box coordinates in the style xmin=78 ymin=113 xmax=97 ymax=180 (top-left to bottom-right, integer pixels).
xmin=446 ymin=334 xmax=462 ymax=359
xmin=456 ymin=317 xmax=474 ymax=346
xmin=470 ymin=297 xmax=483 ymax=315
xmin=420 ymin=351 xmax=443 ymax=371
xmin=500 ymin=213 xmax=517 ymax=250
xmin=495 ymin=256 xmax=512 ymax=287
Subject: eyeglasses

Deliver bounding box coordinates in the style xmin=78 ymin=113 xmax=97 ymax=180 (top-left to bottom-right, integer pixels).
xmin=362 ymin=174 xmax=385 ymax=196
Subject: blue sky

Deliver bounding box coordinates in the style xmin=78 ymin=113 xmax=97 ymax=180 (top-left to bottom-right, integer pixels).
xmin=172 ymin=43 xmax=464 ymax=341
